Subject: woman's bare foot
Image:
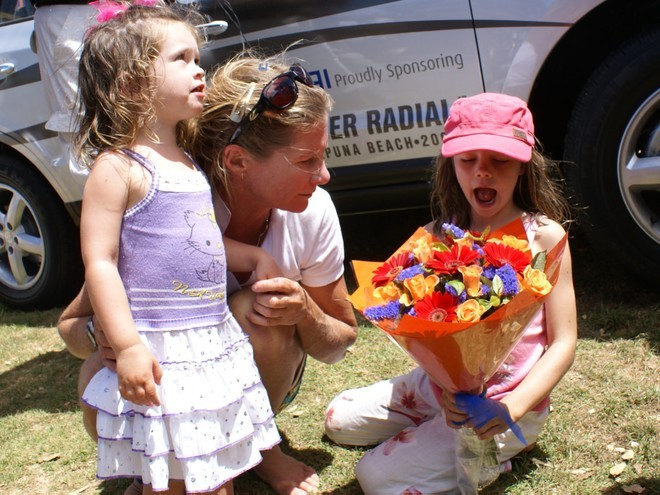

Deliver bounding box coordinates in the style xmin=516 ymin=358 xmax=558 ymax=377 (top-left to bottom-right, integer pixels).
xmin=254 ymin=446 xmax=319 ymax=495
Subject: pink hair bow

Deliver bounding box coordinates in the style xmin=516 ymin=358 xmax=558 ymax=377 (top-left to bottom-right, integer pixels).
xmin=90 ymin=0 xmax=159 ymax=23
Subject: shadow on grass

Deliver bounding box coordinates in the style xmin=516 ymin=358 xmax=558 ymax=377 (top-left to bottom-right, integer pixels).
xmin=600 ymin=477 xmax=660 ymax=494
xmin=0 ymin=306 xmax=63 ymax=326
xmin=0 ymin=349 xmax=80 ymax=417
xmin=98 ymin=478 xmax=134 ymax=495
xmin=324 ymin=479 xmax=363 ymax=494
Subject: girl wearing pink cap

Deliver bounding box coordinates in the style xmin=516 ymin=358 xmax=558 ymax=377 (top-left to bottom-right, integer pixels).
xmin=325 ymin=93 xmax=577 ymax=494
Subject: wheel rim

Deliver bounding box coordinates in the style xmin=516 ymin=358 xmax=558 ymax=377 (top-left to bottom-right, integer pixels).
xmin=0 ymin=184 xmax=45 ymax=291
xmin=618 ymin=88 xmax=660 ymax=245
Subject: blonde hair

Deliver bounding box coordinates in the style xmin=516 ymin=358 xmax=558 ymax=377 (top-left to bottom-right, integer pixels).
xmin=187 ymin=49 xmax=333 ymax=192
xmin=430 ymin=147 xmax=572 ymax=231
xmin=74 ymin=3 xmax=206 ymax=168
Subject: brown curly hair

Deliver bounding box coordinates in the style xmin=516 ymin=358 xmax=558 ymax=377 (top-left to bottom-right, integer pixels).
xmin=430 ymin=147 xmax=573 ymax=232
xmin=73 ymin=3 xmax=206 ymax=168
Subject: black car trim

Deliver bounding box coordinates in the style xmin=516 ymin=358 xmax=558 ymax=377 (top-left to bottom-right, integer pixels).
xmin=205 ymin=19 xmax=571 ymax=61
xmin=0 ymin=61 xmax=39 ymax=90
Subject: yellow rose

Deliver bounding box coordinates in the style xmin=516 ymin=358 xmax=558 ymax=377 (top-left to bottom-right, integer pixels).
xmin=455 ymin=299 xmax=485 ymax=323
xmin=487 ymin=235 xmax=530 ymax=253
xmin=401 ymin=273 xmax=438 ymax=306
xmin=455 ymin=237 xmax=473 ymax=249
xmin=412 ymin=234 xmax=433 ymax=263
xmin=373 ymin=283 xmax=401 ymax=302
xmin=458 ymin=265 xmax=483 ymax=297
xmin=522 ymin=265 xmax=553 ymax=296
xmin=503 ymin=234 xmax=531 ymax=253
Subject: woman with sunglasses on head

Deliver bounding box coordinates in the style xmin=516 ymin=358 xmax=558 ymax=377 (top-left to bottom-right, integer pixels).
xmin=58 ymin=50 xmax=358 ymax=495
xmin=189 ymin=51 xmax=359 ymax=495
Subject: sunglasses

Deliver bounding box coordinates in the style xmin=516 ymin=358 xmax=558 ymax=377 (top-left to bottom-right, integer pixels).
xmin=228 ymin=64 xmax=314 ymax=145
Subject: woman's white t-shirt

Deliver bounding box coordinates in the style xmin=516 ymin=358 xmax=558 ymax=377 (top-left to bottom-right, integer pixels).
xmin=215 ymin=187 xmax=345 ymax=295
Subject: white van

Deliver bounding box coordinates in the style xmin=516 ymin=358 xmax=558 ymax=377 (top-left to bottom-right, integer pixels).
xmin=1 ymin=0 xmax=659 ymax=308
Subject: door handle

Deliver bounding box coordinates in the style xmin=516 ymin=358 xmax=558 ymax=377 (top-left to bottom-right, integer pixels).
xmin=0 ymin=62 xmax=15 ymax=76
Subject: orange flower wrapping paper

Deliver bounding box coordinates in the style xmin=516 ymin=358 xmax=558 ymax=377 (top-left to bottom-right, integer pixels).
xmin=348 ymin=219 xmax=567 ymax=393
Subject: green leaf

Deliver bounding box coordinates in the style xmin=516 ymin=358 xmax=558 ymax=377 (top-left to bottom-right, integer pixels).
xmin=432 ymin=242 xmax=451 ymax=252
xmin=478 ymin=298 xmax=493 ymax=312
xmin=532 ymin=250 xmax=547 ymax=271
xmin=447 ymin=280 xmax=465 ymax=295
xmin=489 ymin=295 xmax=502 ymax=307
xmin=492 ymin=274 xmax=504 ymax=296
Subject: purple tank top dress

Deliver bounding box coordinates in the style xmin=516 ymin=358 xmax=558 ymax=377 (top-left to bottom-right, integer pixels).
xmin=81 ymin=150 xmax=279 ymax=491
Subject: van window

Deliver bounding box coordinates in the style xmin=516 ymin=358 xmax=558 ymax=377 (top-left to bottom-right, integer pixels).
xmin=0 ymin=0 xmax=34 ymax=23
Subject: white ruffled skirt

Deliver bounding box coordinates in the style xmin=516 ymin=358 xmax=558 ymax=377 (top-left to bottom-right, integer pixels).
xmin=82 ymin=316 xmax=280 ymax=492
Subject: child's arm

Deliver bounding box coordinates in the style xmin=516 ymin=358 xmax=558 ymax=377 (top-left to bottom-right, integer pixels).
xmin=223 ymin=235 xmax=283 ymax=281
xmin=80 ymin=152 xmax=161 ymax=407
xmin=465 ymin=220 xmax=578 ymax=440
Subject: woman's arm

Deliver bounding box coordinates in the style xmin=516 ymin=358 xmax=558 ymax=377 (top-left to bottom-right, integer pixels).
xmin=57 ymin=286 xmax=96 ymax=360
xmin=248 ymin=275 xmax=358 ymax=364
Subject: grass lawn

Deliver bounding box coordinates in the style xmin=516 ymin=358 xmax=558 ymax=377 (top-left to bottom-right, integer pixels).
xmin=0 ymin=212 xmax=658 ymax=494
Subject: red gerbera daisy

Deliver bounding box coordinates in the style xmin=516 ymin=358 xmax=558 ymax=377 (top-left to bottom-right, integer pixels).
xmin=483 ymin=242 xmax=530 ymax=273
xmin=371 ymin=251 xmax=415 ymax=287
xmin=426 ymin=245 xmax=480 ymax=275
xmin=413 ymin=291 xmax=457 ymax=322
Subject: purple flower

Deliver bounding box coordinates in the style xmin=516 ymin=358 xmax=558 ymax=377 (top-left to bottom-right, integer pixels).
xmin=444 ymin=283 xmax=459 ymax=297
xmin=441 ymin=223 xmax=465 ymax=239
xmin=395 ymin=264 xmax=425 ymax=283
xmin=483 ymin=265 xmax=497 ymax=280
xmin=496 ymin=264 xmax=520 ymax=296
xmin=364 ymin=300 xmax=401 ymax=321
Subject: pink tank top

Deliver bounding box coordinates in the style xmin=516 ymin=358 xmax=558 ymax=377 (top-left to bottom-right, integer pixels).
xmin=485 ymin=215 xmax=550 ymax=411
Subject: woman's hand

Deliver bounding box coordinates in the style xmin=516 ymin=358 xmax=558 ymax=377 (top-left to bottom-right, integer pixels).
xmin=116 ymin=343 xmax=162 ymax=407
xmin=246 ymin=277 xmax=308 ymax=327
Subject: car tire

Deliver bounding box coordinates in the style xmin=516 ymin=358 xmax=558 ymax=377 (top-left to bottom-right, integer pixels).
xmin=0 ymin=155 xmax=83 ymax=309
xmin=564 ymin=29 xmax=660 ymax=287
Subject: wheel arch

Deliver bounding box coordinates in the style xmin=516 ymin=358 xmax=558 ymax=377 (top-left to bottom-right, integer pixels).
xmin=527 ymin=0 xmax=660 ymax=160
xmin=0 ymin=141 xmax=82 ymax=225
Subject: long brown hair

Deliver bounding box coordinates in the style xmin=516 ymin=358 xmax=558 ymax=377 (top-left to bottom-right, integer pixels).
xmin=430 ymin=147 xmax=572 ymax=231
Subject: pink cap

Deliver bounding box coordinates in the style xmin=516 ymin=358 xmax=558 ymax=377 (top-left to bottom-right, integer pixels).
xmin=441 ymin=93 xmax=535 ymax=162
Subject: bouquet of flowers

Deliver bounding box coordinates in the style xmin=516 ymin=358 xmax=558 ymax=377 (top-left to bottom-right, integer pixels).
xmin=348 ymin=217 xmax=567 ymax=493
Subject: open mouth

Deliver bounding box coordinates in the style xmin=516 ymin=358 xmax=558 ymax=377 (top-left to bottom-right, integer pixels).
xmin=475 ymin=187 xmax=496 ymax=205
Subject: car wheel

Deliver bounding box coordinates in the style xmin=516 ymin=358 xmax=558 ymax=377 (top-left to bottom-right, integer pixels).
xmin=0 ymin=155 xmax=83 ymax=309
xmin=564 ymin=29 xmax=660 ymax=287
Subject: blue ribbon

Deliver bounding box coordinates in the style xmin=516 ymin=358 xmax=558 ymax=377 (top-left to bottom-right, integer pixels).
xmin=455 ymin=392 xmax=527 ymax=445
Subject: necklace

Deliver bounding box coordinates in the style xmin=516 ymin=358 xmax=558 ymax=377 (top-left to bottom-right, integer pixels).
xmin=256 ymin=210 xmax=271 ymax=246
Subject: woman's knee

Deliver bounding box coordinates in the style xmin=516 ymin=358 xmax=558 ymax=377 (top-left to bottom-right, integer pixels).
xmin=229 ymin=289 xmax=297 ymax=356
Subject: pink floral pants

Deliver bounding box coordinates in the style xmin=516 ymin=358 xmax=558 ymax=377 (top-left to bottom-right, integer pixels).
xmin=325 ymin=367 xmax=548 ymax=494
